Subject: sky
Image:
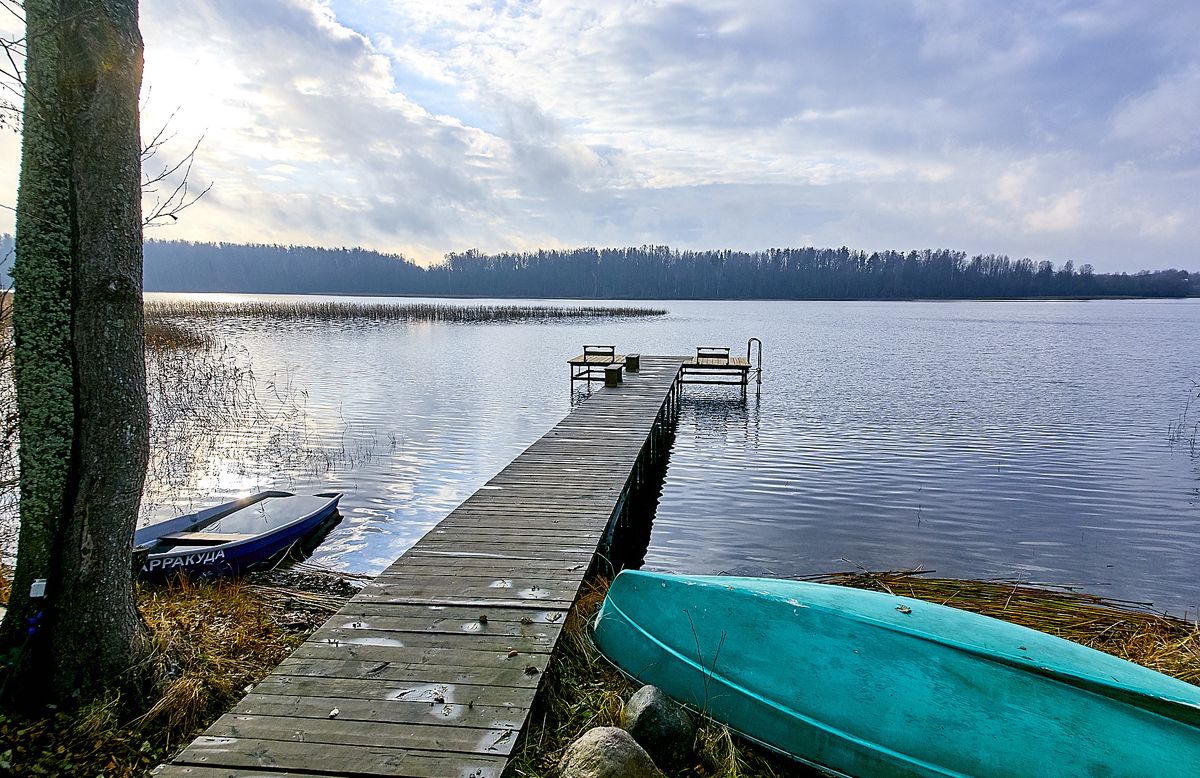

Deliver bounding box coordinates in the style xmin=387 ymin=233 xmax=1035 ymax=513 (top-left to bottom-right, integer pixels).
xmin=1 ymin=0 xmax=1198 ymax=270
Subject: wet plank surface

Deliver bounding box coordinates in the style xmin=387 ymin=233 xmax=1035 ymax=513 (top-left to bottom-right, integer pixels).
xmin=156 ymin=356 xmax=685 ymax=778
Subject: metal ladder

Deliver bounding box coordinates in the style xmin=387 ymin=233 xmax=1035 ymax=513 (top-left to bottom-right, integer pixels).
xmin=747 ymin=337 xmax=763 ymax=386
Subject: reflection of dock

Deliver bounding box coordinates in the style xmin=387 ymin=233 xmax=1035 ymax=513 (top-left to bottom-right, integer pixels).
xmin=157 ymin=357 xmax=686 ymax=778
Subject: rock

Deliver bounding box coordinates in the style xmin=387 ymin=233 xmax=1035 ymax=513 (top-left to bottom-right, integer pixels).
xmin=621 ymin=685 xmax=698 ymax=770
xmin=559 ymin=726 xmax=664 ymax=778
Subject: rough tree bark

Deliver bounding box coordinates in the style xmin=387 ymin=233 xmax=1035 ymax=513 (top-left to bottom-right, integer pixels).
xmin=0 ymin=0 xmax=150 ymax=708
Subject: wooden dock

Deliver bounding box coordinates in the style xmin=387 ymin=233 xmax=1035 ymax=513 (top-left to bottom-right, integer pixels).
xmin=680 ymin=344 xmax=762 ymax=394
xmin=154 ymin=356 xmax=686 ymax=778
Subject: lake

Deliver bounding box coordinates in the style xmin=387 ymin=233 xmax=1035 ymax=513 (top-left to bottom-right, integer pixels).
xmin=141 ymin=295 xmax=1200 ymax=616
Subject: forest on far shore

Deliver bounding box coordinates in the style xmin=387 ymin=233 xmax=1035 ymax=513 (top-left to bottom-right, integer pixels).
xmin=0 ymin=235 xmax=1195 ymax=299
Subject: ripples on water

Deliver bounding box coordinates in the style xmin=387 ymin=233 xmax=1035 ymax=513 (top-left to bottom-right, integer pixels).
xmin=138 ymin=295 xmax=1200 ymax=616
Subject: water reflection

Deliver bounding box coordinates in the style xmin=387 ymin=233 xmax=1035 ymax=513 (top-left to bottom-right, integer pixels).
xmin=8 ymin=295 xmax=1196 ymax=615
xmin=676 ymin=390 xmax=761 ymax=450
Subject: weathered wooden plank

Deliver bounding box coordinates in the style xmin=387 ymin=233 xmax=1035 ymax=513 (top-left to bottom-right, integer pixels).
xmin=350 ymin=594 xmax=578 ymax=610
xmin=171 ymin=738 xmax=507 ymax=778
xmin=404 ymin=539 xmax=597 ymax=556
xmin=205 ymin=713 xmax=522 ymax=757
xmin=330 ymin=604 xmax=569 ymax=625
xmin=423 ymin=524 xmax=608 ymax=538
xmin=410 ymin=533 xmax=601 ymax=547
xmin=274 ymin=656 xmax=548 ymax=688
xmin=249 ymin=675 xmax=531 ymax=707
xmin=235 ymin=693 xmax=525 ymax=730
xmin=360 ymin=571 xmax=584 ymax=591
xmin=441 ymin=503 xmax=613 ymax=515
xmin=304 ymin=626 xmax=555 ymax=653
xmin=310 ymin=626 xmax=562 ymax=652
xmin=369 ymin=563 xmax=591 ymax=580
xmin=399 ymin=544 xmax=592 ymax=558
xmin=364 ymin=575 xmax=588 ymax=595
xmin=388 ymin=558 xmax=590 ymax=575
xmin=151 ymin=767 xmax=349 ymax=778
xmin=290 ymin=641 xmax=552 ymax=669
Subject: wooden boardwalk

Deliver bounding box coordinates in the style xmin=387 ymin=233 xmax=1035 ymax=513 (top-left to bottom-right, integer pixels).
xmin=155 ymin=356 xmax=686 ymax=778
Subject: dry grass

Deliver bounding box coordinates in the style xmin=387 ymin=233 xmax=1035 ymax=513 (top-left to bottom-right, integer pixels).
xmin=0 ymin=572 xmax=352 ymax=776
xmin=145 ymin=299 xmax=667 ymax=323
xmin=812 ymin=569 xmax=1200 ymax=685
xmin=143 ymin=318 xmax=209 ymax=352
xmin=509 ymin=571 xmax=1200 ymax=778
xmin=508 ymin=578 xmax=807 ymax=778
xmin=136 ymin=577 xmax=306 ymax=736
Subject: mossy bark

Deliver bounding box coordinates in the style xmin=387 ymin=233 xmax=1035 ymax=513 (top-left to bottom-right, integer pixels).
xmin=1 ymin=0 xmax=150 ymax=708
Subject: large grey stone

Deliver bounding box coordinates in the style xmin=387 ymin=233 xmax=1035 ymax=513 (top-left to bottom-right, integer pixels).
xmin=559 ymin=726 xmax=664 ymax=778
xmin=621 ymin=685 xmax=698 ymax=770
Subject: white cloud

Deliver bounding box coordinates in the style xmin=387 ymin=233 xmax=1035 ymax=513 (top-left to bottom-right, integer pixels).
xmin=0 ymin=0 xmax=1198 ymax=271
xmin=1024 ymin=190 xmax=1084 ymax=233
xmin=1110 ymin=66 xmax=1200 ymax=158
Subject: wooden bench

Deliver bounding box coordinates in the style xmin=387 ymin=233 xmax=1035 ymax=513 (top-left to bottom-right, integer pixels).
xmin=625 ymin=353 xmax=641 ymax=372
xmin=604 ymin=362 xmax=624 ymax=387
xmin=568 ymin=345 xmax=625 ymax=383
xmin=159 ymin=531 xmax=259 ymax=545
xmin=681 ymin=345 xmax=751 ymax=391
xmin=696 ymin=346 xmax=731 ymax=364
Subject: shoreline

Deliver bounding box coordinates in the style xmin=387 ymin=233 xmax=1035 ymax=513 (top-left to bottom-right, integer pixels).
xmin=5 ymin=566 xmax=1195 ymax=776
xmin=142 ymin=289 xmax=1199 ymax=303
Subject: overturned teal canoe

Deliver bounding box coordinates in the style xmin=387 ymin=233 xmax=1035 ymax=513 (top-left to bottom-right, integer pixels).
xmin=593 ymin=570 xmax=1200 ymax=777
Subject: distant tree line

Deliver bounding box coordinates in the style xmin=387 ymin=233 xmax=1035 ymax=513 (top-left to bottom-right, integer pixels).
xmin=140 ymin=239 xmax=427 ymax=294
xmin=0 ymin=235 xmax=1194 ymax=299
xmin=435 ymin=246 xmax=1195 ymax=299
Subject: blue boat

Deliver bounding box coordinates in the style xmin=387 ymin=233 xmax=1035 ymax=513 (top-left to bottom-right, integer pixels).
xmin=134 ymin=491 xmax=342 ymax=581
xmin=594 ymin=570 xmax=1200 ymax=777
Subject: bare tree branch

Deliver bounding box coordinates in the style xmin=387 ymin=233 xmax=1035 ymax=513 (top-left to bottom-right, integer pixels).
xmin=0 ymin=0 xmax=24 ymax=26
xmin=0 ymin=36 xmax=24 ymax=85
xmin=2 ymin=12 xmax=213 ymax=226
xmin=1 ymin=3 xmax=26 ymax=133
xmin=142 ymin=133 xmax=213 ymax=227
xmin=140 ymin=107 xmax=178 ymax=162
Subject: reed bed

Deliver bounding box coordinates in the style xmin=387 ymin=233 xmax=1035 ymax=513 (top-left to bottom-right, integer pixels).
xmin=144 ymin=318 xmax=210 ymax=351
xmin=145 ymin=299 xmax=667 ymax=323
xmin=141 ymin=331 xmax=393 ymax=514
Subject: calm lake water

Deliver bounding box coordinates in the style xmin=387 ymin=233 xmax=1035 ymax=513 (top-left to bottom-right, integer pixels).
xmin=142 ymin=295 xmax=1200 ymax=616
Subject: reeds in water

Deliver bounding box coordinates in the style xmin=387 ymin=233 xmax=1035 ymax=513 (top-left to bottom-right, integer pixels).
xmin=144 ymin=318 xmax=210 ymax=351
xmin=145 ymin=299 xmax=667 ymax=323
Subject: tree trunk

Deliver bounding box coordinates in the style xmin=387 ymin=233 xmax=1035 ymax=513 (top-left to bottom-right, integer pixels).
xmin=1 ymin=0 xmax=149 ymax=709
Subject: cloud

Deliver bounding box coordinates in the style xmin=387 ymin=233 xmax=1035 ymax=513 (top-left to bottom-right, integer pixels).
xmin=0 ymin=0 xmax=1197 ymax=271
xmin=1024 ymin=190 xmax=1084 ymax=233
xmin=1110 ymin=66 xmax=1200 ymax=159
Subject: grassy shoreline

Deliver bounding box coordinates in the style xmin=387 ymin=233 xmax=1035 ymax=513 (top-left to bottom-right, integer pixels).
xmin=0 ymin=568 xmax=1197 ymax=775
xmin=510 ymin=571 xmax=1200 ymax=777
xmin=0 ymin=567 xmax=359 ymax=777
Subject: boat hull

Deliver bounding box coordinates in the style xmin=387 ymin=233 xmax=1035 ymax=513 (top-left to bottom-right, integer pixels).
xmin=593 ymin=571 xmax=1200 ymax=777
xmin=136 ymin=492 xmax=341 ymax=582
